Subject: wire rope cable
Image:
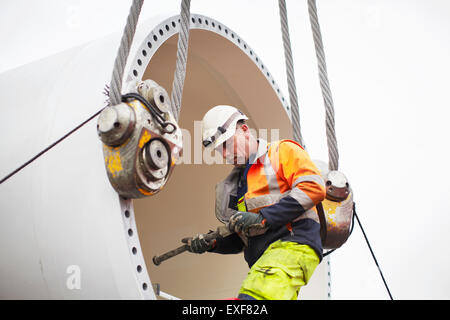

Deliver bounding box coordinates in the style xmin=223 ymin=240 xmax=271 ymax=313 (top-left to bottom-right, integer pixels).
xmin=307 ymin=0 xmax=392 ymax=299
xmin=278 ymin=0 xmax=305 ymax=148
xmin=170 ymin=0 xmax=191 ymax=121
xmin=307 ymin=0 xmax=339 ymax=171
xmin=109 ymin=0 xmax=144 ymax=106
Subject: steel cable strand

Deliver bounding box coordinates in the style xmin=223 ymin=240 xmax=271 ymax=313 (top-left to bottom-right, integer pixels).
xmin=170 ymin=0 xmax=191 ymax=121
xmin=109 ymin=0 xmax=144 ymax=106
xmin=307 ymin=0 xmax=339 ymax=171
xmin=278 ymin=0 xmax=305 ymax=148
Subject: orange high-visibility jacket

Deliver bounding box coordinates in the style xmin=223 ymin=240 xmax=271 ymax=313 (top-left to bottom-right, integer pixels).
xmin=247 ymin=139 xmax=326 ymax=226
xmin=215 ymin=139 xmax=326 ymax=227
xmin=213 ymin=139 xmax=326 ymax=265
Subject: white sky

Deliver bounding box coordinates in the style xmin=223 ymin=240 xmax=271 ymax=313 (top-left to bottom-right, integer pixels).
xmin=1 ymin=0 xmax=450 ymax=299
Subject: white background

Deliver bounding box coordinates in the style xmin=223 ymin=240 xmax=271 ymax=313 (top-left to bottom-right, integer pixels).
xmin=1 ymin=0 xmax=449 ymax=299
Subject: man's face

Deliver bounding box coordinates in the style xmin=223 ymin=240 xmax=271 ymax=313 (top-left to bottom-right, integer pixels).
xmin=216 ymin=125 xmax=249 ymax=166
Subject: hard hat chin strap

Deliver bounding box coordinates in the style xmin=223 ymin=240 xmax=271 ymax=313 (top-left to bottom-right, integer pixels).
xmin=202 ymin=110 xmax=244 ymax=147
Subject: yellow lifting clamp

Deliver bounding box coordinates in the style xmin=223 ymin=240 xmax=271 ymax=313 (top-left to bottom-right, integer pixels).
xmin=97 ymin=79 xmax=183 ymax=198
xmin=314 ymin=161 xmax=354 ymax=249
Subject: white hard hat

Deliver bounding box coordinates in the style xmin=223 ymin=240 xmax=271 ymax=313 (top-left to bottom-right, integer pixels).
xmin=201 ymin=105 xmax=248 ymax=149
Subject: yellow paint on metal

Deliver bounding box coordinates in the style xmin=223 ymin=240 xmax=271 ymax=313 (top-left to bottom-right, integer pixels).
xmin=139 ymin=130 xmax=152 ymax=149
xmin=103 ymin=145 xmax=123 ymax=177
xmin=322 ymin=198 xmax=342 ymax=227
xmin=138 ymin=187 xmax=153 ymax=196
xmin=127 ymin=100 xmax=139 ymax=111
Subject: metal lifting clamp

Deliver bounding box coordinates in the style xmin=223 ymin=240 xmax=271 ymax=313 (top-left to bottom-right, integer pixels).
xmin=314 ymin=161 xmax=354 ymax=249
xmin=97 ymin=79 xmax=183 ymax=198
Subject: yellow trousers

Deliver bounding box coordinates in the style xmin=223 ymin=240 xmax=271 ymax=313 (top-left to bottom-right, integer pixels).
xmin=239 ymin=240 xmax=320 ymax=300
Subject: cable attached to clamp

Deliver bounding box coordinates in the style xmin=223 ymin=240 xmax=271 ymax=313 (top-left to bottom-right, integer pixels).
xmin=0 ymin=107 xmax=104 ymax=185
xmin=353 ymin=204 xmax=394 ymax=300
xmin=121 ymin=93 xmax=176 ymax=134
xmin=323 ymin=202 xmax=394 ymax=300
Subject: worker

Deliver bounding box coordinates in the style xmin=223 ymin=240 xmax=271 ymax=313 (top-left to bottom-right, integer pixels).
xmin=186 ymin=105 xmax=326 ymax=300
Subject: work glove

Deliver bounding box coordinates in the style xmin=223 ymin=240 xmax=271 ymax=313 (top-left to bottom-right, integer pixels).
xmin=182 ymin=233 xmax=216 ymax=254
xmin=228 ymin=211 xmax=270 ymax=237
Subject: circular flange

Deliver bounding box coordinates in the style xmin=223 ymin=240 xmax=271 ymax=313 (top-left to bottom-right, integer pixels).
xmin=128 ymin=14 xmax=290 ymax=115
xmin=123 ymin=13 xmax=291 ymax=300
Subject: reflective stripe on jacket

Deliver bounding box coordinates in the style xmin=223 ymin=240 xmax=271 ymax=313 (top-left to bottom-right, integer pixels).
xmin=215 ymin=139 xmax=325 ymax=227
xmin=244 ymin=139 xmax=325 ymax=225
xmin=213 ymin=139 xmax=326 ymax=266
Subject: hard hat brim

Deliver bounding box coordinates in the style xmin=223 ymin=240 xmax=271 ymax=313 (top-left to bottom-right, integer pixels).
xmin=201 ymin=105 xmax=248 ymax=149
xmin=209 ymin=114 xmax=247 ymax=150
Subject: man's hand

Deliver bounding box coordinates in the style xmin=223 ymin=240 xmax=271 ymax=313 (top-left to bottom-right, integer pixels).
xmin=182 ymin=233 xmax=216 ymax=254
xmin=228 ymin=211 xmax=270 ymax=237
